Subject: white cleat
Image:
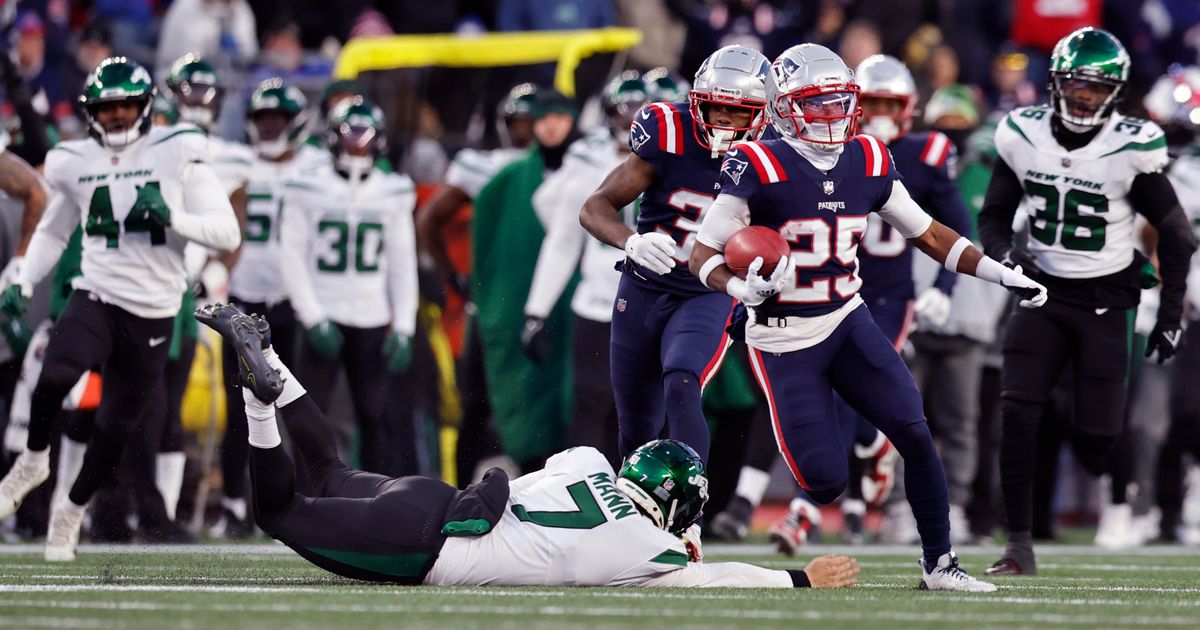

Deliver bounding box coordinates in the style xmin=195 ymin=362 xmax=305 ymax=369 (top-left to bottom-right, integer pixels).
xmin=44 ymin=501 xmax=85 ymax=562
xmin=0 ymin=451 xmax=50 ymax=519
xmin=920 ymin=551 xmax=998 ymax=592
xmin=1095 ymin=503 xmax=1139 ymax=549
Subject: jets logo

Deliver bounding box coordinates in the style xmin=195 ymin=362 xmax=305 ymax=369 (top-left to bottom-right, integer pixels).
xmin=720 ymin=155 xmax=749 ymax=186
xmin=629 ymin=121 xmax=651 ymax=152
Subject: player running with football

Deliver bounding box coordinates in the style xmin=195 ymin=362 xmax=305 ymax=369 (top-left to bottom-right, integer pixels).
xmin=195 ymin=302 xmax=859 ymax=589
xmin=978 ymin=28 xmax=1196 ymax=576
xmin=581 ymin=45 xmax=776 ymax=463
xmin=692 ymin=43 xmax=1048 ymax=591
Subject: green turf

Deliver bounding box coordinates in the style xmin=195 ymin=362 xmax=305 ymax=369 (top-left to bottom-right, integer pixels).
xmin=2 ymin=545 xmax=1200 ymax=629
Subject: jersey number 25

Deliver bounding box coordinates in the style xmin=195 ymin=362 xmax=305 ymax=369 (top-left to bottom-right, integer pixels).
xmin=777 ymin=216 xmax=868 ymax=303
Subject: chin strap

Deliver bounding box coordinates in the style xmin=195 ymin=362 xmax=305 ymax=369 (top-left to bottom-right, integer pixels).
xmin=709 ymin=129 xmax=736 ymax=158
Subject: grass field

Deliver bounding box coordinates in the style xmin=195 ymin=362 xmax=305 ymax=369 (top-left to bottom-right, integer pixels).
xmin=2 ymin=543 xmax=1200 ymax=629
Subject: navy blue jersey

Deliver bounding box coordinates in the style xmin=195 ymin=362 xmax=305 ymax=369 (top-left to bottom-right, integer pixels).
xmin=857 ymin=131 xmax=972 ymax=302
xmin=626 ymin=101 xmax=726 ymax=296
xmin=717 ymin=135 xmax=901 ymax=318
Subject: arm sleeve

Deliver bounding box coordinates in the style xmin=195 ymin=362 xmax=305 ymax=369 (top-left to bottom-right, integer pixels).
xmin=1129 ymin=171 xmax=1197 ymax=323
xmin=695 ymin=193 xmax=751 ymax=250
xmin=926 ymin=150 xmax=973 ymax=294
xmin=976 ymin=156 xmax=1024 ymax=260
xmin=624 ymin=561 xmax=794 ymax=588
xmin=525 ymin=166 xmax=588 ymax=319
xmin=387 ymin=188 xmax=420 ymax=337
xmin=170 ymin=161 xmax=242 ymax=251
xmin=17 ymin=191 xmax=79 ymax=286
xmin=277 ymin=193 xmax=325 ymax=328
xmin=876 ymin=180 xmax=934 ymax=238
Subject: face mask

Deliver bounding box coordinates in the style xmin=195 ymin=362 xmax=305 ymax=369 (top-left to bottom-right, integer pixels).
xmin=708 ymin=128 xmax=736 ymax=158
xmin=336 ymin=153 xmax=373 ymax=181
xmin=804 ymin=119 xmax=850 ymax=150
xmin=179 ymin=105 xmax=214 ymax=130
xmin=861 ymin=116 xmax=899 ymax=143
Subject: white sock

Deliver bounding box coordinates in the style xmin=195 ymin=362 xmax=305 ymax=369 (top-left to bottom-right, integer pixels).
xmin=25 ymin=447 xmax=50 ymax=467
xmin=262 ymin=346 xmax=306 ymax=407
xmin=57 ymin=497 xmax=86 ymax=517
xmin=842 ymin=498 xmax=866 ymax=517
xmin=155 ymin=452 xmax=186 ymax=520
xmin=221 ymin=496 xmax=248 ymax=522
xmin=734 ymin=466 xmax=771 ymax=507
xmin=53 ymin=438 xmax=86 ymax=502
xmin=243 ymin=387 xmax=282 ymax=449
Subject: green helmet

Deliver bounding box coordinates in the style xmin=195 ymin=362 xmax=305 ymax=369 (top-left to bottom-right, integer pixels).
xmin=80 ymin=56 xmax=155 ymax=148
xmin=497 ymin=82 xmax=539 ymax=148
xmin=152 ymin=96 xmax=179 ymax=126
xmin=1048 ymin=27 xmax=1130 ymax=127
xmin=327 ymin=95 xmax=386 ymax=175
xmin=319 ymin=78 xmax=365 ymax=117
xmin=617 ymin=439 xmax=708 ymax=533
xmin=643 ymin=66 xmax=691 ymax=102
xmin=602 ymin=70 xmax=651 ymax=118
xmin=246 ymin=77 xmax=310 ymax=158
xmin=165 ymin=54 xmax=222 ymax=130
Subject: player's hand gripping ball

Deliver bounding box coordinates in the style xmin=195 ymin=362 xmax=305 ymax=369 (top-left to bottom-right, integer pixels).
xmin=725 ymin=226 xmax=790 ymax=279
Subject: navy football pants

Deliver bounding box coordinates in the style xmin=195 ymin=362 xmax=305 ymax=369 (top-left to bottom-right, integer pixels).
xmin=610 ymin=275 xmax=734 ymax=463
xmin=749 ymin=304 xmax=950 ymax=560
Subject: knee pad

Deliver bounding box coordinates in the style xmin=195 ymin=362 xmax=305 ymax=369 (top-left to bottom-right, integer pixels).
xmin=807 ymin=484 xmax=846 ymax=505
xmin=796 ymin=451 xmax=847 ymax=505
xmin=1073 ymin=432 xmax=1119 ymax=475
xmin=884 ymin=419 xmax=938 ymax=464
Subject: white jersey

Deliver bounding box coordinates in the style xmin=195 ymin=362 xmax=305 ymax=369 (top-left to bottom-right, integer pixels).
xmin=996 ymin=106 xmax=1169 ymax=279
xmin=526 ymin=131 xmax=633 ymax=322
xmin=207 ymin=135 xmax=256 ymax=196
xmin=1166 ymin=150 xmax=1200 ymax=318
xmin=279 ymin=163 xmax=418 ymax=335
xmin=444 ymin=147 xmax=525 ymax=199
xmin=23 ymin=124 xmax=240 ymax=318
xmin=229 ymin=145 xmax=327 ymax=304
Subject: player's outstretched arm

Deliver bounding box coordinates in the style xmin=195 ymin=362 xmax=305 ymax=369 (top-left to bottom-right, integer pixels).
xmin=0 ymin=151 xmax=47 ymax=256
xmin=172 ymin=161 xmax=241 ymax=252
xmin=975 ymin=157 xmax=1032 ymax=267
xmin=627 ymin=555 xmax=858 ymax=589
xmin=580 ymin=153 xmax=656 ymax=248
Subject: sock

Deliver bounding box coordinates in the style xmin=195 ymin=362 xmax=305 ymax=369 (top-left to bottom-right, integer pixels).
xmin=788 ymin=497 xmax=821 ymax=524
xmin=734 ymin=466 xmax=771 ymax=507
xmin=52 ymin=438 xmax=86 ymax=503
xmin=57 ymin=498 xmax=86 ymax=518
xmin=262 ymin=346 xmax=306 ymax=407
xmin=221 ymin=496 xmax=248 ymax=522
xmin=155 ymin=452 xmax=186 ymax=520
xmin=25 ymin=447 xmax=50 ymax=467
xmin=244 ymin=387 xmax=282 ymax=449
xmin=842 ymin=498 xmax=866 ymax=517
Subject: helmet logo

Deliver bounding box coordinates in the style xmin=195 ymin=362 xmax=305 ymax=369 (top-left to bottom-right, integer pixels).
xmin=688 ymin=474 xmax=709 ymax=500
xmin=773 ymin=57 xmax=801 ymax=85
xmin=720 ymin=155 xmax=749 ymax=185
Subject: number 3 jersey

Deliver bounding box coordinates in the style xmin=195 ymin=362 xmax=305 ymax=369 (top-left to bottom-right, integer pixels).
xmin=996 ymin=106 xmax=1168 ymax=280
xmin=278 ymin=162 xmax=418 ymax=335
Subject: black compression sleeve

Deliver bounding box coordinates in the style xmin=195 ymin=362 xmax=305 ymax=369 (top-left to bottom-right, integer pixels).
xmin=1130 ymin=172 xmax=1198 ymax=323
xmin=977 ymin=157 xmax=1025 ymax=259
xmin=787 ymin=570 xmax=812 ymax=588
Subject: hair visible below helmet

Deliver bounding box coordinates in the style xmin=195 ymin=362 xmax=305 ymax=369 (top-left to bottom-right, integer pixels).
xmin=165 ymin=53 xmax=222 ymax=131
xmin=768 ymin=44 xmax=861 ymax=151
xmin=327 ymin=95 xmax=385 ymax=177
xmin=245 ymin=77 xmax=310 ymax=158
xmin=80 ymin=57 xmax=155 ymax=149
xmin=644 ymin=66 xmax=691 ymax=102
xmin=690 ymin=45 xmax=771 ymax=154
xmin=855 ymin=54 xmax=915 ymax=143
xmin=1048 ymin=27 xmax=1129 ymax=128
xmin=616 ymin=439 xmax=708 ymax=534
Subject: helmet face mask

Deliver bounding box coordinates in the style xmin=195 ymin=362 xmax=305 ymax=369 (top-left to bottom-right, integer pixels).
xmin=690 ymin=45 xmax=771 ymax=155
xmin=167 ymin=55 xmax=223 ymax=131
xmin=327 ymin=96 xmax=385 ymax=177
xmin=1048 ymin=27 xmax=1129 ymax=128
xmin=246 ymin=78 xmax=309 ymax=159
xmin=81 ymin=57 xmax=155 ymax=149
xmin=768 ymin=44 xmax=862 ymax=150
xmin=616 ymin=439 xmax=708 ymax=534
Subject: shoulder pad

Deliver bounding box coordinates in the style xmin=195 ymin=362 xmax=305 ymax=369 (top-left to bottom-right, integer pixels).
xmin=917 ymin=131 xmax=954 ymax=168
xmin=853 ymin=135 xmax=891 ymax=176
xmin=730 ymin=141 xmax=787 ymax=184
xmin=636 ymin=101 xmax=686 ymax=155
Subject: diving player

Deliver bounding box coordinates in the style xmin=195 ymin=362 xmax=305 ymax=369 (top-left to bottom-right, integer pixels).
xmin=195 ymin=302 xmax=860 ymax=589
xmin=692 ymin=43 xmax=1046 ymax=591
xmin=580 ymin=45 xmax=774 ymax=463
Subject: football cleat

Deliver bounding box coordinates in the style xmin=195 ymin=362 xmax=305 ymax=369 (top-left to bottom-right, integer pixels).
xmin=709 ymin=495 xmax=754 ymax=542
xmin=984 ymin=557 xmax=1033 ymax=576
xmin=44 ymin=501 xmax=85 ymax=562
xmin=769 ymin=499 xmax=821 ymax=556
xmin=0 ymin=450 xmax=50 ymax=519
xmin=920 ymin=551 xmax=997 ymax=592
xmin=856 ymin=434 xmax=899 ymax=506
xmin=1094 ymin=503 xmax=1140 ymax=549
xmin=195 ymin=303 xmax=283 ymax=403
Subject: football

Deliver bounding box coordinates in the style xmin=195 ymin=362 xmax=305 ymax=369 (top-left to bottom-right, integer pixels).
xmin=725 ymin=226 xmax=791 ymax=279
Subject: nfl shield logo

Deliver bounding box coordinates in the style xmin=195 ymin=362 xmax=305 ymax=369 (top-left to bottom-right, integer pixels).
xmin=823 ymin=180 xmax=835 ymax=195
xmin=617 ymin=298 xmax=627 ymax=313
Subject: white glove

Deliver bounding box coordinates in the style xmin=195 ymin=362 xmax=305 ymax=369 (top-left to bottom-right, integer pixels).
xmin=624 ymin=232 xmax=677 ymax=276
xmin=681 ymin=523 xmax=703 ymax=562
xmin=726 ymin=255 xmax=792 ymax=306
xmin=0 ymin=256 xmax=23 ymax=292
xmin=1003 ymin=265 xmax=1048 ymax=308
xmin=914 ymin=288 xmax=952 ymax=328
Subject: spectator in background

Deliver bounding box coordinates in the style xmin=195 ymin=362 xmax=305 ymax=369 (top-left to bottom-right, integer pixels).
xmin=805 ymin=0 xmax=848 ymax=50
xmin=156 ymin=0 xmax=258 ymax=78
xmin=669 ymin=0 xmax=805 ymax=79
xmin=497 ymin=0 xmax=615 ymax=32
xmin=924 ymin=84 xmax=981 ymax=154
xmin=838 ymin=20 xmax=883 ymax=72
xmin=984 ymin=48 xmax=1038 ymax=117
xmin=59 ymin=22 xmax=113 ymax=139
xmin=927 ymin=45 xmax=961 ymax=96
xmin=92 ymin=0 xmax=158 ymax=67
xmin=10 ymin=12 xmax=67 ymax=125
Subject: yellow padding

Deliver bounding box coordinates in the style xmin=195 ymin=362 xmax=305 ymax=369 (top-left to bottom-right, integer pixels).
xmin=181 ymin=329 xmax=226 ymax=436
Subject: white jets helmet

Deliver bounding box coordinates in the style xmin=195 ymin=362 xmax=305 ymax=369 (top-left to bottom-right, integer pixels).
xmin=689 ymin=45 xmax=771 ymax=154
xmin=855 ymin=54 xmax=916 ymax=143
xmin=767 ymin=44 xmax=861 ymax=151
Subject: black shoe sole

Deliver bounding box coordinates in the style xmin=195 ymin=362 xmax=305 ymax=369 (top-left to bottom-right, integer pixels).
xmin=195 ymin=304 xmax=283 ymax=403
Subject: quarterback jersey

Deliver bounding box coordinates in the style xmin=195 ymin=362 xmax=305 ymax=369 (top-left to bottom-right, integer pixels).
xmin=207 ymin=135 xmax=256 ymax=196
xmin=627 ymin=101 xmax=725 ymax=296
xmin=229 ymin=145 xmax=327 ymax=304
xmin=996 ymin=105 xmax=1169 ymax=279
xmin=527 ymin=130 xmax=635 ymax=323
xmin=858 ymin=131 xmax=971 ymax=302
xmin=38 ymin=124 xmax=228 ymax=319
xmin=425 ymin=447 xmax=690 ymax=586
xmin=279 ymin=163 xmax=419 ymax=335
xmin=444 ymin=147 xmax=525 ymax=199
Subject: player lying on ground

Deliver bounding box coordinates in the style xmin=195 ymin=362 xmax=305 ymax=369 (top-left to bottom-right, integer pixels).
xmin=196 ymin=303 xmax=859 ymax=589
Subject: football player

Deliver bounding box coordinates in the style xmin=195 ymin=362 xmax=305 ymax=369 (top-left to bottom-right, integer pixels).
xmin=195 ymin=302 xmax=860 ymax=589
xmin=278 ymin=96 xmax=418 ymax=474
xmin=580 ymin=45 xmax=773 ymax=464
xmin=0 ymin=57 xmax=241 ymax=560
xmin=692 ymin=43 xmax=1048 ymax=590
xmin=978 ymin=28 xmax=1196 ymax=576
xmin=164 ymin=54 xmax=256 ymax=196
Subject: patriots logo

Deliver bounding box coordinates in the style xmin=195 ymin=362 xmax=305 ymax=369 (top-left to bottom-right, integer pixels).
xmin=721 ymin=156 xmax=749 ymax=186
xmin=772 ymin=56 xmax=802 ymax=86
xmin=629 ymin=121 xmax=651 ymax=152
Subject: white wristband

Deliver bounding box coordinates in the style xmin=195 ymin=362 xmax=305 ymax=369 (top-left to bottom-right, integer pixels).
xmin=698 ymin=254 xmax=726 ymax=289
xmin=943 ymin=236 xmax=972 ymax=273
xmin=725 ymin=276 xmax=747 ymax=301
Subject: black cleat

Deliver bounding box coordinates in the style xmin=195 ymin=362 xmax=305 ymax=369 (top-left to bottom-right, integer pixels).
xmin=195 ymin=303 xmax=283 ymax=403
xmin=984 ymin=557 xmax=1031 ymax=576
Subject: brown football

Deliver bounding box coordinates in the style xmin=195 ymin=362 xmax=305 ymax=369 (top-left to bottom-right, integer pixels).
xmin=725 ymin=226 xmax=791 ymax=279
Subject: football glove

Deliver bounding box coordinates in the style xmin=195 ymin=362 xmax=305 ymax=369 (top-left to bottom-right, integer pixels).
xmin=0 ymin=256 xmax=23 ymax=292
xmin=726 ymin=255 xmax=792 ymax=307
xmin=1000 ymin=265 xmax=1048 ymax=308
xmin=306 ymin=321 xmax=343 ymax=359
xmin=383 ymin=332 xmax=413 ymax=373
xmin=520 ymin=316 xmax=549 ymax=364
xmin=1001 ymin=247 xmax=1041 ymax=275
xmin=133 ymin=182 xmax=172 ymax=226
xmin=914 ymin=287 xmax=952 ymax=328
xmin=1145 ymin=321 xmax=1183 ymax=364
xmin=0 ymin=280 xmax=31 ymax=317
xmin=0 ymin=316 xmax=31 ymax=358
xmin=682 ymin=523 xmax=703 ymax=562
xmin=624 ymin=232 xmax=677 ymax=276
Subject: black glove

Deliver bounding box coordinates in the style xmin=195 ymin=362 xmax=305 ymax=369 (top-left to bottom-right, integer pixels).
xmin=520 ymin=316 xmax=549 ymax=363
xmin=1145 ymin=320 xmax=1183 ymax=364
xmin=1001 ymin=247 xmax=1041 ymax=275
